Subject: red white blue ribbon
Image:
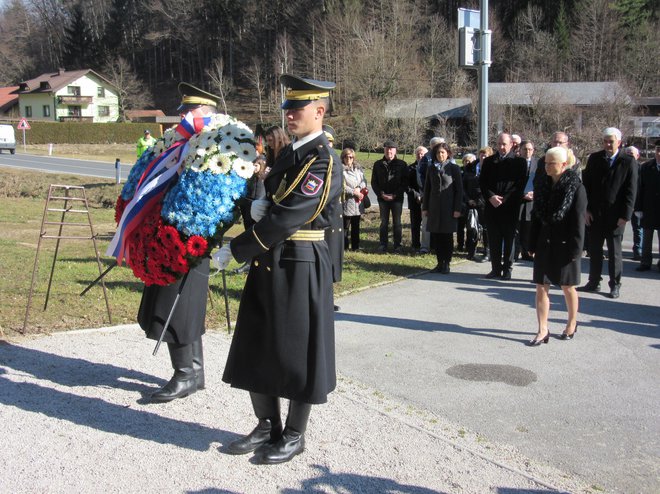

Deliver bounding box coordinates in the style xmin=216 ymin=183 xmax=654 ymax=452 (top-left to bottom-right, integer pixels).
xmin=106 ymin=113 xmax=211 ymax=265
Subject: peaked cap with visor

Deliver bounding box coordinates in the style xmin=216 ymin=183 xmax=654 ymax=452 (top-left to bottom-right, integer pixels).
xmin=280 ymin=74 xmax=335 ymax=110
xmin=177 ymin=82 xmax=220 ymax=112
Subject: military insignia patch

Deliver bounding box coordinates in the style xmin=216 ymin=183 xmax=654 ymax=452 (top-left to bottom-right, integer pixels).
xmin=301 ymin=172 xmax=324 ymax=196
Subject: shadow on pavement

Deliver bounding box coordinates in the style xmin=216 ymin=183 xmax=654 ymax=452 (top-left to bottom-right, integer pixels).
xmin=336 ymin=311 xmax=531 ymax=344
xmin=0 ymin=345 xmax=236 ymax=451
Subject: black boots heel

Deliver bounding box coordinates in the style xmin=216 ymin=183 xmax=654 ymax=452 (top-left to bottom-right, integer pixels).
xmin=150 ymin=343 xmax=198 ymax=403
xmin=255 ymin=400 xmax=311 ymax=464
xmin=227 ymin=393 xmax=282 ymax=455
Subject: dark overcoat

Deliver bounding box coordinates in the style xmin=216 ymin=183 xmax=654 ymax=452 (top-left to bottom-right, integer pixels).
xmin=137 ymin=258 xmax=209 ymax=344
xmin=530 ymin=171 xmax=586 ymax=286
xmin=479 ymin=152 xmax=528 ymax=224
xmin=635 ymin=159 xmax=660 ymax=229
xmin=223 ymin=133 xmax=341 ymax=404
xmin=422 ymin=161 xmax=463 ymax=233
xmin=325 ymin=147 xmax=344 ymax=282
xmin=582 ymin=149 xmax=637 ymax=233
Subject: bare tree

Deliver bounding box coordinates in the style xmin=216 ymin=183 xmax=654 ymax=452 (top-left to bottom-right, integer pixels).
xmin=205 ymin=58 xmax=233 ymax=114
xmin=103 ymin=56 xmax=154 ymax=121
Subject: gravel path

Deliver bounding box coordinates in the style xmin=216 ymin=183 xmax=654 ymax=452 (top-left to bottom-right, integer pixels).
xmin=0 ymin=325 xmax=592 ymax=493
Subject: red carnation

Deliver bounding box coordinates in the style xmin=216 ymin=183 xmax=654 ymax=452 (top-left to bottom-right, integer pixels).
xmin=186 ymin=235 xmax=208 ymax=257
xmin=158 ymin=225 xmax=180 ymax=247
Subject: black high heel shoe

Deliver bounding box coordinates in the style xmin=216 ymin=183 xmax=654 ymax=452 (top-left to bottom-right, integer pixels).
xmin=560 ymin=322 xmax=579 ymax=340
xmin=527 ymin=332 xmax=550 ymax=346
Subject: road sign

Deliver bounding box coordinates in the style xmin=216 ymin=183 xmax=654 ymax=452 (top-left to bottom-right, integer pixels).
xmin=17 ymin=118 xmax=31 ymax=130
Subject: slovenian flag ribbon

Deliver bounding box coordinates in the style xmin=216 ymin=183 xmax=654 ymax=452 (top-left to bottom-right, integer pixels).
xmin=105 ymin=112 xmax=211 ymax=265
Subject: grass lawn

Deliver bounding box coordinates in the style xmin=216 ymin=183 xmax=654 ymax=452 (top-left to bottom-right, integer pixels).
xmin=0 ymin=167 xmax=443 ymax=340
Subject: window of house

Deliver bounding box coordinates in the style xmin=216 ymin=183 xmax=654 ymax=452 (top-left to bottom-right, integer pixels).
xmin=97 ymin=87 xmax=105 ymax=97
xmin=43 ymin=105 xmax=51 ymax=117
xmin=98 ymin=106 xmax=110 ymax=117
xmin=25 ymin=106 xmax=32 ymax=117
xmin=67 ymin=86 xmax=81 ymax=96
xmin=68 ymin=106 xmax=81 ymax=117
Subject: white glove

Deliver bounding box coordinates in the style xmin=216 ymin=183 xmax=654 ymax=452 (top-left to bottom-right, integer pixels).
xmin=250 ymin=199 xmax=270 ymax=222
xmin=212 ymin=244 xmax=234 ymax=271
xmin=634 ymin=211 xmax=643 ymax=219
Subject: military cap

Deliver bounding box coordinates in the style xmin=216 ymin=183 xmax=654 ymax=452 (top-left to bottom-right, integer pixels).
xmin=177 ymin=82 xmax=220 ymax=112
xmin=322 ymin=124 xmax=336 ymax=143
xmin=280 ymin=74 xmax=335 ymax=110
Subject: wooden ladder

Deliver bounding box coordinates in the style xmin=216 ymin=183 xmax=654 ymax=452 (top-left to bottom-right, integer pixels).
xmin=23 ymin=184 xmax=112 ymax=333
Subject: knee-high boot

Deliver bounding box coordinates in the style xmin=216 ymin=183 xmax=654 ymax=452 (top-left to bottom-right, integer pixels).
xmin=150 ymin=343 xmax=197 ymax=403
xmin=226 ymin=393 xmax=282 ymax=455
xmin=255 ymin=400 xmax=311 ymax=464
xmin=191 ymin=337 xmax=204 ymax=389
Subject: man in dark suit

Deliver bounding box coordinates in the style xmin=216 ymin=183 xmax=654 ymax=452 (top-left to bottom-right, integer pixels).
xmin=479 ymin=132 xmax=528 ymax=280
xmin=635 ymin=140 xmax=660 ymax=272
xmin=213 ymin=74 xmax=341 ymax=464
xmin=371 ymin=140 xmax=409 ymax=253
xmin=516 ymin=140 xmax=538 ymax=261
xmin=579 ymin=127 xmax=638 ymax=298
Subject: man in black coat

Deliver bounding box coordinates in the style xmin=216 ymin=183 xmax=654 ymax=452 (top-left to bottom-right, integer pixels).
xmin=479 ymin=132 xmax=528 ymax=280
xmin=213 ymin=74 xmax=341 ymax=464
xmin=371 ymin=140 xmax=408 ymax=253
xmin=137 ymin=83 xmax=220 ymax=403
xmin=579 ymin=127 xmax=638 ymax=298
xmin=407 ymin=145 xmax=427 ymax=251
xmin=635 ymin=140 xmax=660 ymax=272
xmin=516 ymin=140 xmax=538 ymax=261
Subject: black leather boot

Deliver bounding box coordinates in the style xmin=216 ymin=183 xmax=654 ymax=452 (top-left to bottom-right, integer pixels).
xmin=150 ymin=343 xmax=197 ymax=403
xmin=227 ymin=393 xmax=282 ymax=455
xmin=255 ymin=400 xmax=311 ymax=464
xmin=191 ymin=337 xmax=204 ymax=390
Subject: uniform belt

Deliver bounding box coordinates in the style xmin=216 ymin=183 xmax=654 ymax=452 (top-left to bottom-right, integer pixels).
xmin=287 ymin=230 xmax=325 ymax=241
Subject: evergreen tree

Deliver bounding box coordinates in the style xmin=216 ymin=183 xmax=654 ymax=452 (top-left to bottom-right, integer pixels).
xmin=61 ymin=3 xmax=102 ymax=70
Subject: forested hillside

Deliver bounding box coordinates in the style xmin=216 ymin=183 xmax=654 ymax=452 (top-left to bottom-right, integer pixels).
xmin=0 ymin=0 xmax=657 ymax=150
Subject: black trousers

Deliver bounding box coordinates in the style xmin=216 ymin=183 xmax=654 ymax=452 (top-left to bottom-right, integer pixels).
xmin=587 ymin=222 xmax=624 ymax=288
xmin=343 ymin=215 xmax=361 ymax=250
xmin=641 ymin=228 xmax=659 ymax=267
xmin=486 ymin=217 xmax=516 ymax=274
xmin=456 ymin=217 xmax=466 ymax=249
xmin=431 ymin=232 xmax=454 ymax=264
xmin=378 ymin=200 xmax=403 ymax=248
xmin=516 ymin=219 xmax=532 ymax=257
xmin=409 ymin=202 xmax=422 ymax=249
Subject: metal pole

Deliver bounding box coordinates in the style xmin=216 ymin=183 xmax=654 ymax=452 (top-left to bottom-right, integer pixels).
xmin=152 ymin=271 xmax=190 ymax=356
xmin=478 ymin=0 xmax=489 ymax=149
xmin=222 ymin=270 xmax=232 ymax=333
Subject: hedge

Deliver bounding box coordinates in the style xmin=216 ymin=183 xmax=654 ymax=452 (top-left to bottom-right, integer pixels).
xmin=6 ymin=121 xmax=162 ymax=145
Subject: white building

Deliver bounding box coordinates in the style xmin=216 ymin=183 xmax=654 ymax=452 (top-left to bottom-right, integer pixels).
xmin=14 ymin=68 xmax=119 ymax=123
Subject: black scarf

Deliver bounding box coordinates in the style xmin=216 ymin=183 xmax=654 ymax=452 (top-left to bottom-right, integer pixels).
xmin=533 ymin=169 xmax=581 ymax=225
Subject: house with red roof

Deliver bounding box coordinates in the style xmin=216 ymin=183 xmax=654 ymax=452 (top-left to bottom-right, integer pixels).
xmin=0 ymin=86 xmax=19 ymax=117
xmin=13 ymin=68 xmax=119 ymax=123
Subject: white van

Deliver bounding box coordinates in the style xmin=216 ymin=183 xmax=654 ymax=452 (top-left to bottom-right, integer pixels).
xmin=0 ymin=124 xmax=16 ymax=154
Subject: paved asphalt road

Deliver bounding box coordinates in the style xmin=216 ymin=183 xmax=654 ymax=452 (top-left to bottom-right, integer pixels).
xmin=0 ymin=152 xmax=133 ymax=181
xmin=335 ymin=236 xmax=659 ymax=494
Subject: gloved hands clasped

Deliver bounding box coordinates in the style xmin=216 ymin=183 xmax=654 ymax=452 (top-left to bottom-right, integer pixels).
xmin=212 ymin=244 xmax=234 ymax=271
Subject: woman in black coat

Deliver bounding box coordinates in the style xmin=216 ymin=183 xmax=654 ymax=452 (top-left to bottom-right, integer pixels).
xmin=422 ymin=142 xmax=463 ymax=273
xmin=528 ymin=147 xmax=587 ymax=346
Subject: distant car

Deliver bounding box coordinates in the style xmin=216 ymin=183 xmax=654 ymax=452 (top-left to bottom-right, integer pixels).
xmin=0 ymin=124 xmax=16 ymax=154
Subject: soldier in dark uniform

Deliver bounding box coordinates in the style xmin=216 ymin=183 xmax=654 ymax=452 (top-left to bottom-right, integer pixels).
xmin=137 ymin=83 xmax=220 ymax=403
xmin=213 ymin=74 xmax=341 ymax=464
